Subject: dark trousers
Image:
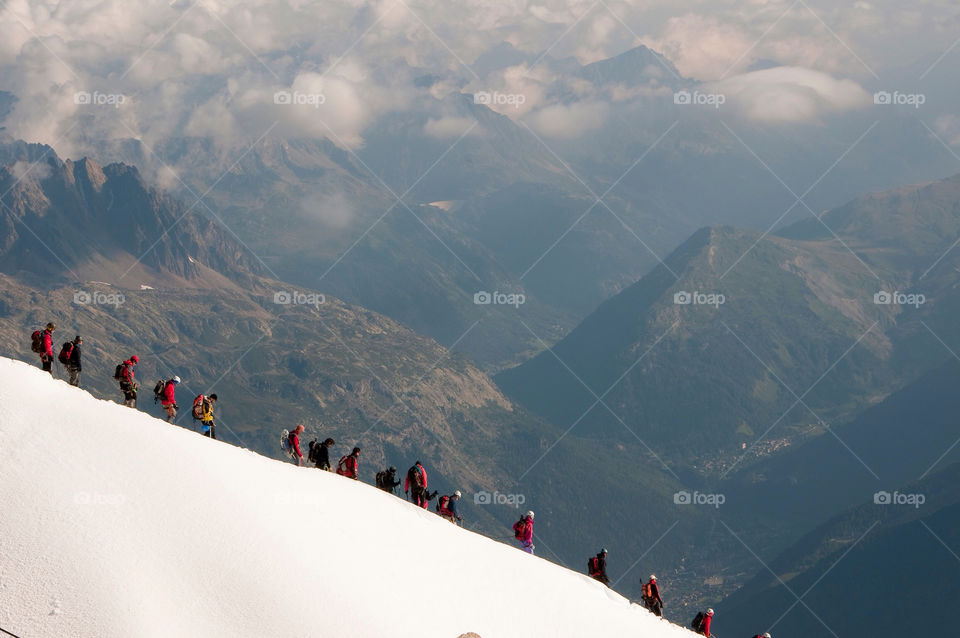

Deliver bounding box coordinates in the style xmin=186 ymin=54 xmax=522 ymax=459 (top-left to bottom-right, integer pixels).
xmin=646 ymin=599 xmax=662 ymax=617
xmin=410 ymin=486 xmax=426 ymax=507
xmin=41 ymin=357 xmax=52 ymax=374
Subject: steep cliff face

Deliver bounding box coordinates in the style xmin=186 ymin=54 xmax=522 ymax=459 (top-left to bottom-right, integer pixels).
xmin=0 ymin=142 xmax=261 ymax=285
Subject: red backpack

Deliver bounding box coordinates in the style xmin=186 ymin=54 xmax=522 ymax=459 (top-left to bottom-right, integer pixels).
xmin=57 ymin=342 xmax=74 ymax=364
xmin=437 ymin=495 xmax=451 ymax=514
xmin=512 ymin=517 xmax=527 ymax=540
xmin=588 ymin=556 xmax=600 ymax=575
xmin=30 ymin=330 xmax=44 ymax=354
xmin=191 ymin=395 xmax=205 ymax=420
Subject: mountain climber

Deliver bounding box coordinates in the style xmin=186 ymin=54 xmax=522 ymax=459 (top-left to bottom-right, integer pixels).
xmin=336 ymin=447 xmax=361 ymax=479
xmin=197 ymin=393 xmax=218 ymax=438
xmin=310 ymin=437 xmax=335 ymax=470
xmin=587 ymin=549 xmax=609 ymax=584
xmin=61 ymin=335 xmax=82 ymax=386
xmin=288 ymin=424 xmax=305 ymax=465
xmin=405 ymin=461 xmax=428 ymax=508
xmin=642 ymin=574 xmax=664 ymax=617
xmin=37 ymin=322 xmax=55 ymax=374
xmin=375 ymin=466 xmax=401 ymax=492
xmin=437 ymin=490 xmax=462 ymax=523
xmin=751 ymin=633 xmax=771 ymax=638
xmin=159 ymin=376 xmax=180 ymax=422
xmin=117 ymin=355 xmax=139 ymax=407
xmin=691 ymin=608 xmax=713 ymax=636
xmin=513 ymin=511 xmax=534 ymax=554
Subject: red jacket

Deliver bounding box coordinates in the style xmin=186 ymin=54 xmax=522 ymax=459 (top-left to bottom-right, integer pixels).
xmin=404 ymin=464 xmax=427 ymax=492
xmin=702 ymin=614 xmax=711 ymax=637
xmin=288 ymin=431 xmax=302 ymax=458
xmin=42 ymin=330 xmax=54 ymax=358
xmin=647 ymin=580 xmax=663 ymax=604
xmin=161 ymin=380 xmax=177 ymax=407
xmin=520 ymin=516 xmax=534 ymax=544
xmin=337 ymin=454 xmax=358 ymax=478
xmin=121 ymin=360 xmax=136 ymax=385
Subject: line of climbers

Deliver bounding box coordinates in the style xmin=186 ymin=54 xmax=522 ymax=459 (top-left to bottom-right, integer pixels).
xmin=30 ymin=325 xmax=767 ymax=636
xmin=31 ymin=323 xmax=82 ymax=386
xmin=281 ymin=426 xmax=467 ymax=526
xmin=584 ymin=553 xmax=740 ymax=635
xmin=32 ymin=324 xmax=220 ymax=438
xmin=113 ymin=354 xmax=218 ymax=434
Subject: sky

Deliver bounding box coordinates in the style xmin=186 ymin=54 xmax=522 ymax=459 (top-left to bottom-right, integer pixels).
xmin=1 ymin=0 xmax=958 ymax=153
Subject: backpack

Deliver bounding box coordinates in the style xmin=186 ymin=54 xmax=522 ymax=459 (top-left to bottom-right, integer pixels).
xmin=58 ymin=342 xmax=74 ymax=365
xmin=437 ymin=495 xmax=450 ymax=513
xmin=191 ymin=395 xmax=205 ymax=420
xmin=31 ymin=330 xmax=44 ymax=354
xmin=152 ymin=380 xmax=166 ymax=403
xmin=513 ymin=517 xmax=527 ymax=540
xmin=336 ymin=455 xmax=351 ymax=476
xmin=407 ymin=464 xmax=424 ymax=488
xmin=691 ymin=612 xmax=705 ymax=631
xmin=375 ymin=469 xmax=387 ymax=489
xmin=114 ymin=363 xmax=125 ymax=380
xmin=307 ymin=440 xmax=319 ymax=464
xmin=588 ymin=557 xmax=599 ymax=575
xmin=641 ymin=582 xmax=652 ymax=598
xmin=281 ymin=429 xmax=292 ymax=457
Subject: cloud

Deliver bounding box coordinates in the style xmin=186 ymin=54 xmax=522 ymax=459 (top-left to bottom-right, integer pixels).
xmin=640 ymin=7 xmax=891 ymax=81
xmin=933 ymin=115 xmax=960 ymax=147
xmin=423 ymin=116 xmax=482 ymax=139
xmin=0 ymin=0 xmax=958 ymax=164
xmin=528 ymin=101 xmax=610 ymax=139
xmin=711 ymin=66 xmax=871 ymax=123
xmin=300 ymin=190 xmax=356 ymax=229
xmin=10 ymin=160 xmax=53 ymax=183
xmin=643 ymin=13 xmax=756 ymax=80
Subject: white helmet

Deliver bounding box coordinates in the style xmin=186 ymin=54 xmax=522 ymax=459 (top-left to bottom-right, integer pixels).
xmin=172 ymin=376 xmax=181 ymax=383
xmin=453 ymin=490 xmax=462 ymax=498
xmin=706 ymin=609 xmax=714 ymax=616
xmin=525 ymin=510 xmax=534 ymax=519
xmin=649 ymin=574 xmax=656 ymax=581
xmin=764 ymin=634 xmax=771 ymax=638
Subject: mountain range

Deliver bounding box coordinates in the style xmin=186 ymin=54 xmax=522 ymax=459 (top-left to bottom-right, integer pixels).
xmin=62 ymin=43 xmax=960 ymax=371
xmin=0 ymin=141 xmax=713 ymax=605
xmin=3 ymin=136 xmax=960 ymax=631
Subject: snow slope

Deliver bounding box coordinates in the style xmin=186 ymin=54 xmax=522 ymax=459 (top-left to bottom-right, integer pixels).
xmin=0 ymin=357 xmax=694 ymax=638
